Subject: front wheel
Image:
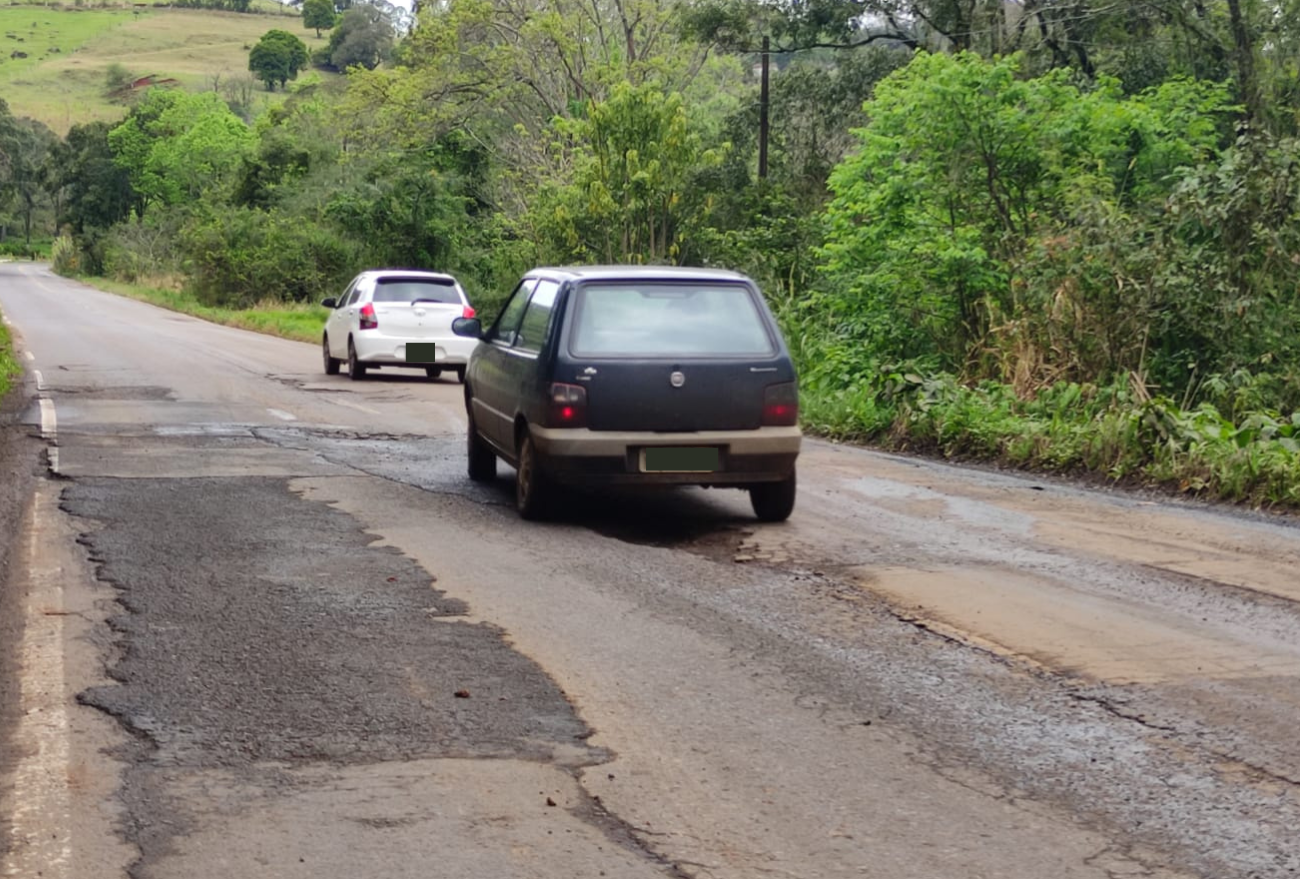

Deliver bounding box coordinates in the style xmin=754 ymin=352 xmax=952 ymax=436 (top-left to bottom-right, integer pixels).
xmin=515 ymin=433 xmax=553 ymax=520
xmin=466 ymin=409 xmax=496 ymax=483
xmin=323 ymin=335 xmax=340 ymax=375
xmin=347 ymin=339 xmax=367 ymax=380
xmin=425 ymin=366 xmax=443 ymax=380
xmin=749 ymin=471 xmax=796 ymax=522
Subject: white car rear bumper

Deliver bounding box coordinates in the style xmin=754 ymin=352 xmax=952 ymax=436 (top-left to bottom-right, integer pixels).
xmin=353 ymin=333 xmax=478 ymax=366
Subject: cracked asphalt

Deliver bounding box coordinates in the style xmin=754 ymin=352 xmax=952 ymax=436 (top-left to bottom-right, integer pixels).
xmin=2 ymin=263 xmax=1298 ymax=879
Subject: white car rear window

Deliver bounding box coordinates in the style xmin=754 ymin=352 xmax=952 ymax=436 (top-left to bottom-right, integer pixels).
xmin=373 ymin=278 xmax=461 ymax=304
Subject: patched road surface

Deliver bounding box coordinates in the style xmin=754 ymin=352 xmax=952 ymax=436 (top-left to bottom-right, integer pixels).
xmin=2 ymin=263 xmax=1298 ymax=879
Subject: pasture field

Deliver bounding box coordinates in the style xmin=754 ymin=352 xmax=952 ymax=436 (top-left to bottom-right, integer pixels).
xmin=0 ymin=3 xmax=325 ymax=133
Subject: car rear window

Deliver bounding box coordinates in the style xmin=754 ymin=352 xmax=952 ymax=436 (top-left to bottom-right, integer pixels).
xmin=372 ymin=278 xmax=461 ymax=304
xmin=570 ymin=283 xmax=774 ymax=357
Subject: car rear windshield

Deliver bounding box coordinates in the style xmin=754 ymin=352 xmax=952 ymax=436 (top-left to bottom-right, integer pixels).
xmin=372 ymin=278 xmax=461 ymax=304
xmin=570 ymin=283 xmax=775 ymax=357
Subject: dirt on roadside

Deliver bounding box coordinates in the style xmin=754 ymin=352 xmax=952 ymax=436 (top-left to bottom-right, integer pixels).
xmin=0 ymin=366 xmax=40 ymax=864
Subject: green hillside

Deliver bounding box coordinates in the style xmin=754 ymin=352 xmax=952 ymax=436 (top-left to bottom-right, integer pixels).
xmin=0 ymin=2 xmax=325 ymax=133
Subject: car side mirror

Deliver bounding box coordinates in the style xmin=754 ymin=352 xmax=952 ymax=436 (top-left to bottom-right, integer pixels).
xmin=452 ymin=317 xmax=483 ymax=338
xmin=321 ymin=297 xmax=338 ymax=309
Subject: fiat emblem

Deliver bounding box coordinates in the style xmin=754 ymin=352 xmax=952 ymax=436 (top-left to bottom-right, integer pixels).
xmin=670 ymin=371 xmax=686 ymax=388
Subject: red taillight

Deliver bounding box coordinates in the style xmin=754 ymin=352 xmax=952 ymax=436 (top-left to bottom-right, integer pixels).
xmin=359 ymin=303 xmax=378 ymax=330
xmin=762 ymin=382 xmax=799 ymax=426
xmin=548 ymin=383 xmax=587 ymax=428
xmin=462 ymin=305 xmax=476 ymax=319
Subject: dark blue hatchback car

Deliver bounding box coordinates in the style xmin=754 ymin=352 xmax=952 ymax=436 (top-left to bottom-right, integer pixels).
xmin=452 ymin=266 xmax=802 ymax=521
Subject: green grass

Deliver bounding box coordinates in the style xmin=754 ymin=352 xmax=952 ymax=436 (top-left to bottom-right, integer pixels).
xmin=86 ymin=277 xmax=327 ymax=343
xmin=0 ymin=309 xmax=18 ymax=401
xmin=0 ymin=4 xmax=330 ymax=133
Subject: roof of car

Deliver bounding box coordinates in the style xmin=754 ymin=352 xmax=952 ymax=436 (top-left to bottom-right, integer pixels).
xmin=529 ymin=265 xmax=752 ymax=283
xmin=361 ymin=268 xmax=460 ymax=282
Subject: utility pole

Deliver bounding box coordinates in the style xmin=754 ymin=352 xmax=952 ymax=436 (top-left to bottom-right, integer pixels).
xmin=758 ymin=35 xmax=770 ymax=180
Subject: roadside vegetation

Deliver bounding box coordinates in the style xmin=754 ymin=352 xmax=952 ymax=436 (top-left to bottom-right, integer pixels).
xmin=0 ymin=310 xmax=17 ymax=401
xmin=86 ymin=277 xmax=324 ymax=343
xmin=6 ymin=0 xmax=1300 ymax=508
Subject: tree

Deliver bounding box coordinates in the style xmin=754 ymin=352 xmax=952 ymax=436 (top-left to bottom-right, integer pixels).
xmin=248 ymin=30 xmax=310 ymax=91
xmin=819 ymin=52 xmax=1232 ymax=382
xmin=108 ymin=90 xmax=255 ymax=211
xmin=320 ymin=4 xmax=393 ymax=71
xmin=529 ymin=82 xmax=726 ymax=264
xmin=302 ymin=0 xmax=337 ymax=38
xmin=52 ymin=122 xmax=134 ymax=234
xmin=1 ymin=99 xmax=57 ymax=245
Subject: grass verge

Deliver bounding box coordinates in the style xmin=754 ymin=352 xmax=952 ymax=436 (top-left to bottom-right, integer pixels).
xmin=85 ymin=277 xmax=326 ymax=344
xmin=801 ymin=370 xmax=1300 ymax=511
xmin=0 ymin=313 xmax=18 ymax=401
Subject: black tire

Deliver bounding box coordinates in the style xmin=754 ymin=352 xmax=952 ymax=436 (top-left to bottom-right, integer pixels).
xmin=749 ymin=471 xmax=796 ymax=522
xmin=347 ymin=339 xmax=367 ymax=380
xmin=515 ymin=433 xmax=552 ymax=520
xmin=323 ymin=336 xmax=340 ymax=375
xmin=426 ymin=366 xmax=443 ymax=380
xmin=454 ymin=366 xmax=466 ymax=384
xmin=466 ymin=409 xmax=496 ymax=482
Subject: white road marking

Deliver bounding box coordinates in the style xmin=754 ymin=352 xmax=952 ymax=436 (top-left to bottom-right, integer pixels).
xmin=1 ymin=489 xmax=73 ymax=879
xmin=39 ymin=398 xmax=57 ymax=440
xmin=33 ymin=370 xmax=45 ymax=392
xmin=267 ymin=408 xmax=298 ymax=422
xmin=24 ymin=351 xmax=34 ymax=361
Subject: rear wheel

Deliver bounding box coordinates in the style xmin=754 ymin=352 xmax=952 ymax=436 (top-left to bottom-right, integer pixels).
xmin=515 ymin=433 xmax=552 ymax=520
xmin=425 ymin=366 xmax=443 ymax=380
xmin=466 ymin=409 xmax=496 ymax=482
xmin=454 ymin=366 xmax=466 ymax=384
xmin=749 ymin=471 xmax=796 ymax=522
xmin=347 ymin=339 xmax=367 ymax=380
xmin=322 ymin=336 xmax=340 ymax=375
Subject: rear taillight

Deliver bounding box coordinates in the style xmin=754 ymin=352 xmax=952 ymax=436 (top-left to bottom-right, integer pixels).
xmin=762 ymin=382 xmax=799 ymax=426
xmin=359 ymin=303 xmax=378 ymax=330
xmin=548 ymin=382 xmax=587 ymax=428
xmin=462 ymin=305 xmax=476 ymax=319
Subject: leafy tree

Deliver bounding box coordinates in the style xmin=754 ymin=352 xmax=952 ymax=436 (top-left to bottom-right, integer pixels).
xmin=51 ymin=122 xmax=134 ymax=234
xmin=108 ymin=90 xmax=255 ymax=211
xmin=1 ymin=99 xmax=57 ymax=245
xmin=528 ymin=82 xmax=726 ymax=264
xmin=249 ymin=30 xmax=310 ymax=91
xmin=321 ymin=4 xmax=393 ymax=71
xmin=819 ymin=52 xmax=1231 ymax=385
xmin=302 ymin=0 xmax=337 ymax=38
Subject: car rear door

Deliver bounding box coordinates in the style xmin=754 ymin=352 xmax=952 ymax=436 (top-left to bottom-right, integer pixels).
xmin=560 ymin=280 xmax=794 ymax=432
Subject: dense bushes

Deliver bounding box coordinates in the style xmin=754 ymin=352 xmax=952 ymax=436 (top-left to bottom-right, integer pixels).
xmin=779 ymin=52 xmax=1300 ymax=505
xmin=180 ymin=207 xmax=360 ymax=306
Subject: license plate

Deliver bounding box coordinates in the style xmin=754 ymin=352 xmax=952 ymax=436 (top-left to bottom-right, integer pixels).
xmin=405 ymin=343 xmax=438 ymax=363
xmin=643 ymin=446 xmax=720 ymax=473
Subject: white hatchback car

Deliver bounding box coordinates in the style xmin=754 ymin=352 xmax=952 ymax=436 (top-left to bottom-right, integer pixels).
xmin=321 ymin=269 xmax=478 ymax=382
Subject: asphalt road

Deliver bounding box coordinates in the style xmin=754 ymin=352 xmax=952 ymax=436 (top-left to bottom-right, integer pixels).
xmin=1 ymin=262 xmax=1298 ymax=879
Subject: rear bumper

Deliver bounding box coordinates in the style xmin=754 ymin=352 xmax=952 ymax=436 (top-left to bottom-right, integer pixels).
xmin=354 ymin=333 xmax=478 ymax=366
xmin=529 ymin=425 xmax=801 ymax=486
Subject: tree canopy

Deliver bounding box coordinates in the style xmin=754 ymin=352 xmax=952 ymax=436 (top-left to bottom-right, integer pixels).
xmin=249 ymin=29 xmax=311 ymax=91
xmin=302 ymin=0 xmax=337 ymax=38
